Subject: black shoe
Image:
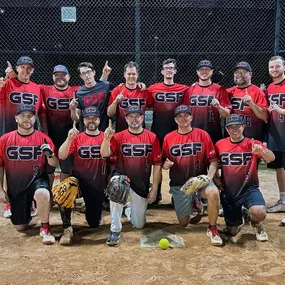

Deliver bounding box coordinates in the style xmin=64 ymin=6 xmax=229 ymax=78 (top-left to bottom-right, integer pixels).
xmin=106 ymin=231 xmax=121 ymax=246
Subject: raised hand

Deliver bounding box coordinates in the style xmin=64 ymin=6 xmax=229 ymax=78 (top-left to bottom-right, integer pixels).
xmin=5 ymin=61 xmax=16 ymax=79
xmin=68 ymin=121 xmax=79 ymax=139
xmin=251 ymin=138 xmax=263 ymax=155
xmin=104 ymin=119 xmax=115 ymax=140
xmin=163 ymin=158 xmax=174 ymax=170
xmin=243 ymin=88 xmax=253 ymax=105
xmin=116 ymin=93 xmax=125 ymax=103
xmin=69 ymin=97 xmax=79 ymax=110
xmin=268 ymin=101 xmax=283 ymax=114
xmin=211 ymin=98 xmax=221 ymax=109
xmin=101 ymin=60 xmax=112 ymax=80
xmin=137 ymin=82 xmax=146 ymax=90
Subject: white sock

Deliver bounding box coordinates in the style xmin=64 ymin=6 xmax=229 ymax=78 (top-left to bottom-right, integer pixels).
xmin=280 ymin=192 xmax=285 ymax=204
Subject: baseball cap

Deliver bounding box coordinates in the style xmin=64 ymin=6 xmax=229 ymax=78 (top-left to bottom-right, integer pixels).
xmin=234 ymin=61 xmax=251 ymax=72
xmin=53 ymin=65 xmax=69 ymax=74
xmin=16 ymin=56 xmax=34 ymax=67
xmin=83 ymin=106 xmax=100 ymax=117
xmin=225 ymin=114 xmax=243 ymax=127
xmin=125 ymin=105 xmax=144 ymax=115
xmin=174 ymin=105 xmax=192 ymax=116
xmin=16 ymin=104 xmax=36 ymax=115
xmin=197 ymin=60 xmax=213 ymax=69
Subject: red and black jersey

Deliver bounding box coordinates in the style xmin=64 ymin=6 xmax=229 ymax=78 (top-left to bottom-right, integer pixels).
xmin=68 ymin=132 xmax=108 ymax=191
xmin=0 ymin=130 xmax=55 ymax=198
xmin=0 ymin=78 xmax=45 ymax=135
xmin=41 ymin=85 xmax=80 ymax=147
xmin=110 ymin=129 xmax=162 ymax=198
xmin=183 ymin=83 xmax=232 ymax=143
xmin=215 ymin=137 xmax=265 ymax=198
xmin=109 ymin=85 xmax=152 ymax=132
xmin=162 ymin=128 xmax=217 ymax=186
xmin=227 ymin=84 xmax=268 ymax=141
xmin=267 ymin=79 xmax=285 ymax=151
xmin=148 ymin=83 xmax=189 ymax=143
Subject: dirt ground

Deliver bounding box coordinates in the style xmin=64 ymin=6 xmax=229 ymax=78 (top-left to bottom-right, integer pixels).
xmin=0 ymin=165 xmax=285 ymax=285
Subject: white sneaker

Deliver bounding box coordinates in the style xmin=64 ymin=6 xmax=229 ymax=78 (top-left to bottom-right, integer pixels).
xmin=122 ymin=202 xmax=131 ymax=221
xmin=280 ymin=217 xmax=285 ymax=226
xmin=59 ymin=226 xmax=73 ymax=246
xmin=266 ymin=200 xmax=285 ymax=213
xmin=253 ymin=223 xmax=268 ymax=242
xmin=40 ymin=225 xmax=55 ymax=245
xmin=206 ymin=226 xmax=223 ymax=246
xmin=3 ymin=203 xmax=11 ymax=218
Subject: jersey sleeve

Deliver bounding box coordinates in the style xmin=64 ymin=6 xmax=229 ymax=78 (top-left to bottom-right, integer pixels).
xmin=182 ymin=87 xmax=192 ymax=105
xmin=162 ymin=136 xmax=170 ymax=160
xmin=145 ymin=90 xmax=154 ymax=108
xmin=255 ymin=89 xmax=269 ymax=109
xmin=217 ymin=86 xmax=232 ymax=109
xmin=37 ymin=93 xmax=46 ymax=115
xmin=110 ymin=135 xmax=119 ymax=157
xmin=108 ymin=86 xmax=121 ymax=106
xmin=68 ymin=138 xmax=76 ymax=156
xmin=0 ymin=136 xmax=5 ymax=167
xmin=152 ymin=136 xmax=163 ymax=166
xmin=0 ymin=79 xmax=9 ymax=100
xmin=204 ymin=133 xmax=217 ymax=163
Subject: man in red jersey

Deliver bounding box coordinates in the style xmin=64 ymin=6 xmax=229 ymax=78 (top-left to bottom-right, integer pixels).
xmin=58 ymin=106 xmax=109 ymax=245
xmin=107 ymin=61 xmax=152 ymax=132
xmin=215 ymin=114 xmax=275 ymax=242
xmin=0 ymin=104 xmax=59 ymax=244
xmin=227 ymin=61 xmax=268 ymax=142
xmin=148 ymin=59 xmax=189 ymax=203
xmin=101 ymin=105 xmax=162 ymax=246
xmin=162 ymin=105 xmax=222 ymax=246
xmin=183 ymin=60 xmax=231 ymax=143
xmin=265 ymin=56 xmax=285 ymax=214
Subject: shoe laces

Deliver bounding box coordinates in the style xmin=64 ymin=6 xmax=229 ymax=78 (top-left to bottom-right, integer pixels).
xmin=210 ymin=226 xmax=219 ymax=237
xmin=4 ymin=203 xmax=11 ymax=211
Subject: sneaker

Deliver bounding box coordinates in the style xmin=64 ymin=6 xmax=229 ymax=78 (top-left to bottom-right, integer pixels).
xmin=30 ymin=201 xmax=37 ymax=217
xmin=122 ymin=202 xmax=131 ymax=221
xmin=266 ymin=200 xmax=285 ymax=213
xmin=206 ymin=226 xmax=223 ymax=246
xmin=106 ymin=231 xmax=121 ymax=246
xmin=59 ymin=226 xmax=73 ymax=246
xmin=40 ymin=224 xmax=55 ymax=245
xmin=280 ymin=217 xmax=285 ymax=226
xmin=218 ymin=206 xmax=224 ymax=217
xmin=253 ymin=222 xmax=268 ymax=242
xmin=3 ymin=203 xmax=11 ymax=218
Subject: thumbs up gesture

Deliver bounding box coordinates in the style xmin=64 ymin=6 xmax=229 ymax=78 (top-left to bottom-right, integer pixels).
xmin=104 ymin=119 xmax=115 ymax=141
xmin=243 ymin=88 xmax=253 ymax=106
xmin=163 ymin=158 xmax=174 ymax=170
xmin=251 ymin=138 xmax=263 ymax=155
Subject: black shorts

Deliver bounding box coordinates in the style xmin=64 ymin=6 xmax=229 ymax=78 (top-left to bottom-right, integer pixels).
xmin=220 ymin=186 xmax=265 ymax=227
xmin=9 ymin=177 xmax=50 ymax=225
xmin=47 ymin=155 xmax=74 ymax=174
xmin=267 ymin=151 xmax=285 ymax=169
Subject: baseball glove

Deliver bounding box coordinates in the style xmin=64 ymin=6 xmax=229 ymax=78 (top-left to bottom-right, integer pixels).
xmin=180 ymin=175 xmax=211 ymax=195
xmin=51 ymin=176 xmax=79 ymax=208
xmin=105 ymin=175 xmax=130 ymax=204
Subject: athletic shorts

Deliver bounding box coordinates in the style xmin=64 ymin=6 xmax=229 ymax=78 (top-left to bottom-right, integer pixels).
xmin=220 ymin=185 xmax=265 ymax=227
xmin=170 ymin=182 xmax=216 ymax=217
xmin=47 ymin=155 xmax=74 ymax=174
xmin=9 ymin=176 xmax=50 ymax=225
xmin=267 ymin=151 xmax=285 ymax=169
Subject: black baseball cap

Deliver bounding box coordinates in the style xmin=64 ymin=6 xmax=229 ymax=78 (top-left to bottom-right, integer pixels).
xmin=234 ymin=61 xmax=251 ymax=72
xmin=53 ymin=65 xmax=69 ymax=74
xmin=125 ymin=105 xmax=143 ymax=115
xmin=16 ymin=104 xmax=36 ymax=115
xmin=197 ymin=60 xmax=213 ymax=69
xmin=83 ymin=106 xmax=100 ymax=117
xmin=225 ymin=114 xmax=243 ymax=127
xmin=17 ymin=56 xmax=34 ymax=67
xmin=174 ymin=105 xmax=192 ymax=116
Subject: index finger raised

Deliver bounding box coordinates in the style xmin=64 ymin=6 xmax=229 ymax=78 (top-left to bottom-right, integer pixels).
xmin=108 ymin=119 xmax=113 ymax=129
xmin=104 ymin=60 xmax=108 ymax=67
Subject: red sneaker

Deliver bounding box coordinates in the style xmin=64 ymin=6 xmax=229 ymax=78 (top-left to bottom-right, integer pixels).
xmin=40 ymin=224 xmax=55 ymax=245
xmin=207 ymin=226 xmax=223 ymax=246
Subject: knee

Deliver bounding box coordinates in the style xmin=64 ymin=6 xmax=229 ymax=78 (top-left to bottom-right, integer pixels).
xmin=15 ymin=224 xmax=28 ymax=232
xmin=205 ymin=187 xmax=220 ymax=202
xmin=132 ymin=220 xmax=146 ymax=229
xmin=249 ymin=206 xmax=266 ymax=222
xmin=178 ymin=217 xmax=189 ymax=228
xmin=34 ymin=188 xmax=50 ymax=203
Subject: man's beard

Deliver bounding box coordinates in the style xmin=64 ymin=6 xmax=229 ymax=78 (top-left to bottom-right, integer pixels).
xmin=18 ymin=121 xmax=33 ymax=130
xmin=86 ymin=123 xmax=98 ymax=131
xmin=55 ymin=79 xmax=68 ymax=88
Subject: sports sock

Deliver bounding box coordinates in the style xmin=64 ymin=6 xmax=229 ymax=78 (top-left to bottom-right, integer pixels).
xmin=280 ymin=192 xmax=285 ymax=204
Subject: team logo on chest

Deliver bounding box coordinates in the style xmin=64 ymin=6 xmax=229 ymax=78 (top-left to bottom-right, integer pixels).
xmin=190 ymin=95 xmax=215 ymax=107
xmin=170 ymin=143 xmax=202 ymax=157
xmin=47 ymin=97 xmax=72 ymax=110
xmin=119 ymin=98 xmax=146 ymax=109
xmin=121 ymin=144 xmax=152 ymax=157
xmin=6 ymin=146 xmax=42 ymax=160
xmin=220 ymin=152 xmax=252 ymax=166
xmin=83 ymin=92 xmax=105 ymax=106
xmin=78 ymin=146 xmax=101 ymax=159
xmin=268 ymin=93 xmax=285 ymax=106
xmin=9 ymin=92 xmax=38 ymax=105
xmin=230 ymin=97 xmax=250 ymax=111
xmin=155 ymin=92 xmax=183 ymax=103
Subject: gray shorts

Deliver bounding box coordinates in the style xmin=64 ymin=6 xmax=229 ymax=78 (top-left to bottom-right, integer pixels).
xmin=170 ymin=182 xmax=216 ymax=217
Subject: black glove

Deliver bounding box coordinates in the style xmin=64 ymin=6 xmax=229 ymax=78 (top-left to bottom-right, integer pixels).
xmin=40 ymin=138 xmax=54 ymax=158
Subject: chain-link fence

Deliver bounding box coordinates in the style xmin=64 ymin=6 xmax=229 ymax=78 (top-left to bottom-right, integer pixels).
xmin=0 ymin=0 xmax=281 ymax=88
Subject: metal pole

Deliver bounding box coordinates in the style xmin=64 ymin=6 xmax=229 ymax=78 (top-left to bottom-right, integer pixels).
xmin=274 ymin=0 xmax=281 ymax=55
xmin=135 ymin=0 xmax=141 ymax=66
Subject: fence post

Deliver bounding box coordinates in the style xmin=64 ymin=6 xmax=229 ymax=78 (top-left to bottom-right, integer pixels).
xmin=274 ymin=0 xmax=281 ymax=55
xmin=135 ymin=0 xmax=141 ymax=66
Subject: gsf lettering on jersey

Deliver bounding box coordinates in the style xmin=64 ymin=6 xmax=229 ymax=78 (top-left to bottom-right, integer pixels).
xmin=230 ymin=97 xmax=250 ymax=111
xmin=268 ymin=93 xmax=285 ymax=106
xmin=78 ymin=146 xmax=101 ymax=159
xmin=83 ymin=92 xmax=105 ymax=106
xmin=121 ymin=144 xmax=152 ymax=157
xmin=190 ymin=95 xmax=215 ymax=107
xmin=170 ymin=143 xmax=202 ymax=157
xmin=220 ymin=152 xmax=252 ymax=166
xmin=155 ymin=92 xmax=183 ymax=103
xmin=47 ymin=97 xmax=72 ymax=110
xmin=9 ymin=92 xmax=38 ymax=105
xmin=6 ymin=146 xmax=42 ymax=160
xmin=119 ymin=98 xmax=146 ymax=109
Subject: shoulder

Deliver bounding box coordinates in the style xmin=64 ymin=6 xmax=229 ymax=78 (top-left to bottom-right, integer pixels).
xmin=215 ymin=137 xmax=230 ymax=148
xmin=226 ymin=86 xmax=236 ymax=93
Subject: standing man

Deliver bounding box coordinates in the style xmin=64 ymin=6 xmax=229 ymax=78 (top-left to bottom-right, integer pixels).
xmin=227 ymin=61 xmax=268 ymax=142
xmin=107 ymin=61 xmax=152 ymax=132
xmin=69 ymin=62 xmax=113 ymax=132
xmin=215 ymin=114 xmax=275 ymax=242
xmin=101 ymin=106 xmax=162 ymax=246
xmin=0 ymin=104 xmax=59 ymax=244
xmin=183 ymin=60 xmax=231 ymax=143
xmin=148 ymin=59 xmax=189 ymax=203
xmin=265 ymin=56 xmax=285 ymax=213
xmin=162 ymin=105 xmax=222 ymax=246
xmin=58 ymin=106 xmax=109 ymax=245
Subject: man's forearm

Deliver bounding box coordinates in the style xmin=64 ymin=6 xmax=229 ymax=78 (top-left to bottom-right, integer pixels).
xmin=100 ymin=139 xmax=111 ymax=157
xmin=261 ymin=149 xmax=275 ymax=163
xmin=250 ymin=104 xmax=267 ymax=121
xmin=107 ymin=101 xmax=118 ymax=117
xmin=218 ymin=106 xmax=230 ymax=118
xmin=47 ymin=155 xmax=59 ymax=167
xmin=58 ymin=138 xmax=72 ymax=160
xmin=152 ymin=165 xmax=162 ymax=190
xmin=207 ymin=161 xmax=219 ymax=180
xmin=70 ymin=109 xmax=80 ymax=122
